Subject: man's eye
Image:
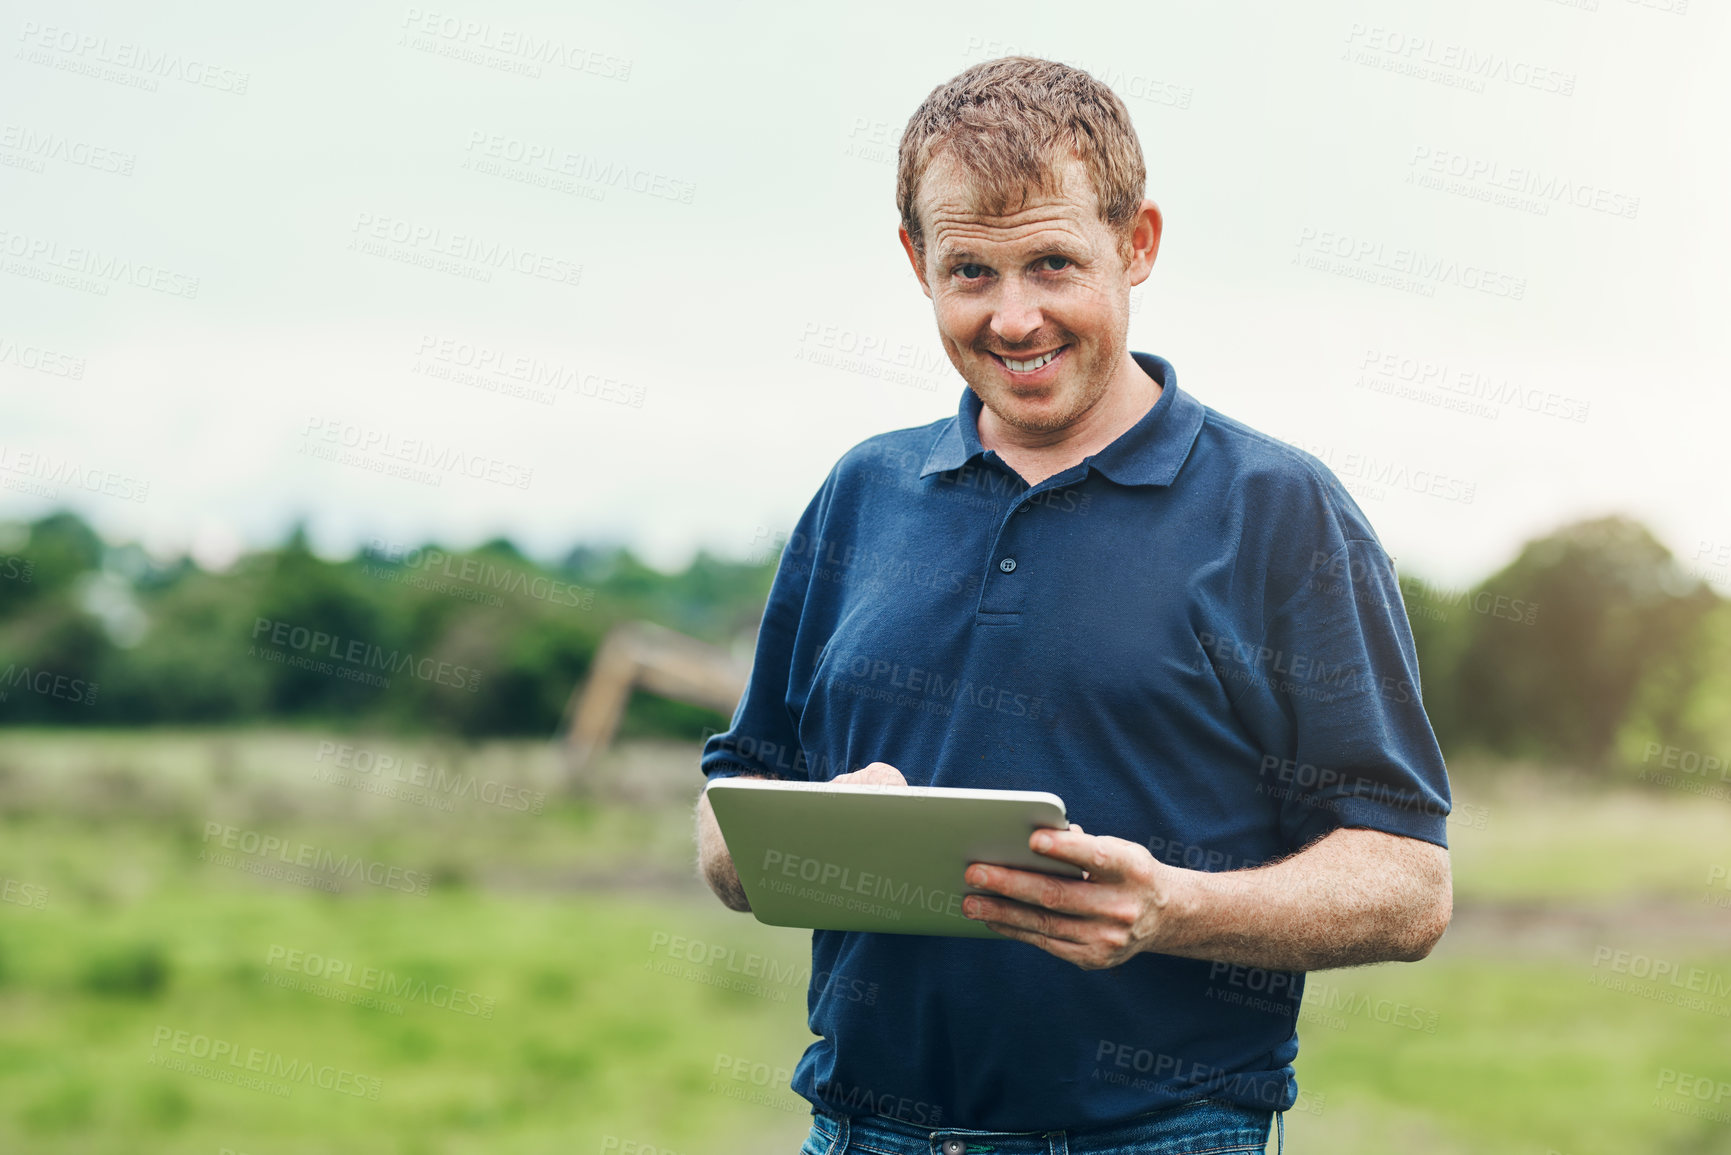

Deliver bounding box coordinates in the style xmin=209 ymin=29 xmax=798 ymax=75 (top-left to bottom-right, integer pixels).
xmin=1038 ymin=256 xmax=1072 ymax=272
xmin=955 ymin=264 xmax=986 ymax=280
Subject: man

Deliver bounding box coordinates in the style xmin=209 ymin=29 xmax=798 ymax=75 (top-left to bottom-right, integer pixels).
xmin=696 ymin=56 xmax=1451 ymax=1153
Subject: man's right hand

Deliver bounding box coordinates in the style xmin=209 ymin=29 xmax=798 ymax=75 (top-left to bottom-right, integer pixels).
xmin=696 ymin=776 xmax=760 ymax=912
xmin=696 ymin=762 xmax=909 ymax=911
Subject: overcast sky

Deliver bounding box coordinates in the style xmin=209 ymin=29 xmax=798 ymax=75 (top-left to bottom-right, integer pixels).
xmin=2 ymin=0 xmax=1726 ymax=590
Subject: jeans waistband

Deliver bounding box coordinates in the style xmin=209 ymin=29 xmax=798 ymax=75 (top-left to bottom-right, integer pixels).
xmin=810 ymin=1095 xmax=1279 ymax=1155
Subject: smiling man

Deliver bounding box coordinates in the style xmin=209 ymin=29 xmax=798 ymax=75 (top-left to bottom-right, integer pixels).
xmin=696 ymin=56 xmax=1451 ymax=1154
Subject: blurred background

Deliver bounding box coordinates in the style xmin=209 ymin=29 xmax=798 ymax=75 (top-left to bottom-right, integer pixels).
xmin=2 ymin=1 xmax=1729 ymax=1152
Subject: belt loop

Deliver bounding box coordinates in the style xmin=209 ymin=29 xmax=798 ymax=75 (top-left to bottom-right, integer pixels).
xmin=1048 ymin=1129 xmax=1068 ymax=1155
xmin=832 ymin=1112 xmax=850 ymax=1155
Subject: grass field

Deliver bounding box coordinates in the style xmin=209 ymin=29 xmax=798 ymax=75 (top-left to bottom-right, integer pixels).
xmin=1 ymin=730 xmax=1728 ymax=1154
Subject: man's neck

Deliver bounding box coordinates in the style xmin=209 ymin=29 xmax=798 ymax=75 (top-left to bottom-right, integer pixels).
xmin=977 ymin=354 xmax=1161 ymax=488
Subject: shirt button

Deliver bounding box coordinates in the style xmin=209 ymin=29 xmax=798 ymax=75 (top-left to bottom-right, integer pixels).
xmin=940 ymin=1141 xmax=967 ymax=1155
xmin=998 ymin=557 xmax=1017 ymax=573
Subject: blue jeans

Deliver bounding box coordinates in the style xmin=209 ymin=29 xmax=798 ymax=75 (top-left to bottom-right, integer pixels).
xmin=799 ymin=1098 xmax=1282 ymax=1155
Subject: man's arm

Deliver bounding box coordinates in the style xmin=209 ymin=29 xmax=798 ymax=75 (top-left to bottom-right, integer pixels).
xmin=695 ymin=762 xmax=907 ymax=912
xmin=961 ymin=823 xmax=1451 ymax=972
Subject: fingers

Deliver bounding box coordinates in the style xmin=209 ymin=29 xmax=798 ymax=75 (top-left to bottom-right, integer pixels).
xmin=962 ymin=893 xmax=1094 ymax=945
xmin=964 ymin=880 xmax=1142 ymax=970
xmin=860 ymin=761 xmax=907 ymax=785
xmin=1060 ymin=824 xmax=1088 ymax=879
xmin=1025 ymin=827 xmax=1126 ymax=878
xmin=832 ymin=761 xmax=907 ymax=787
xmin=964 ymin=862 xmax=1111 ymax=919
xmin=971 ymin=906 xmax=1129 ymax=970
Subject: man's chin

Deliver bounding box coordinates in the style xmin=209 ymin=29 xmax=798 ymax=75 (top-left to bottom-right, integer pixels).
xmin=967 ymin=363 xmax=1058 ymax=401
xmin=975 ymin=389 xmax=1076 ymax=435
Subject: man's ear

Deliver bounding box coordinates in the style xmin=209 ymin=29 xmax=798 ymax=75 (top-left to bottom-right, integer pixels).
xmin=1126 ymin=199 xmax=1163 ymax=288
xmin=899 ymin=226 xmax=933 ymax=300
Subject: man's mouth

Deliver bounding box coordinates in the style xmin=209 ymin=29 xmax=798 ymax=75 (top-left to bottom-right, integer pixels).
xmin=990 ymin=346 xmax=1067 ymax=374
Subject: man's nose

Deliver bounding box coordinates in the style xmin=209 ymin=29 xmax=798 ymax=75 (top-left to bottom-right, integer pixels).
xmin=990 ymin=278 xmax=1044 ymax=345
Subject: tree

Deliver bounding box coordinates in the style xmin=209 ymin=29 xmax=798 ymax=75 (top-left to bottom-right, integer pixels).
xmin=1617 ymin=599 xmax=1731 ymax=779
xmin=1447 ymin=516 xmax=1718 ymax=770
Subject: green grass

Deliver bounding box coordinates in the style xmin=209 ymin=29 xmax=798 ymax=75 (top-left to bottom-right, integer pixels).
xmin=1447 ymin=775 xmax=1731 ymax=902
xmin=0 ymin=881 xmax=819 ymax=1154
xmin=1 ymin=730 xmax=1728 ymax=1153
xmin=1291 ymin=958 xmax=1731 ymax=1154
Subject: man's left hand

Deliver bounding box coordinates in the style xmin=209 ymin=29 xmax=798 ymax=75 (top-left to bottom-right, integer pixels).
xmin=962 ymin=825 xmax=1185 ymax=969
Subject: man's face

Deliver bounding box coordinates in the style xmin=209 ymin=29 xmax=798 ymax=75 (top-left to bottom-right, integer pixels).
xmin=901 ymin=153 xmax=1157 ymax=438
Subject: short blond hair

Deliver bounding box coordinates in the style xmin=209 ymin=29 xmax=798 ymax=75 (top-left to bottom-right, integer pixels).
xmin=896 ymin=56 xmax=1147 ymax=261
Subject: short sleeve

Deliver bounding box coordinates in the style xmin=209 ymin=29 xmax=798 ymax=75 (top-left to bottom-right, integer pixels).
xmin=1226 ymin=537 xmax=1452 ymax=850
xmin=700 ymin=471 xmax=833 ymax=783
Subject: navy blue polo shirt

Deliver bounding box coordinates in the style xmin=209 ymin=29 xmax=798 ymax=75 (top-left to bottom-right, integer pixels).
xmin=701 ymin=351 xmax=1451 ymax=1131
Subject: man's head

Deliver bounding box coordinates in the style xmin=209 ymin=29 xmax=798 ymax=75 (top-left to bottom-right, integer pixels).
xmin=896 ymin=57 xmax=1148 ymax=267
xmin=896 ymin=57 xmax=1162 ymax=440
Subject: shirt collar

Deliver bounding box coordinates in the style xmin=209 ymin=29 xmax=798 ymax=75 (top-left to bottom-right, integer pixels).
xmin=919 ymin=351 xmax=1205 ymax=487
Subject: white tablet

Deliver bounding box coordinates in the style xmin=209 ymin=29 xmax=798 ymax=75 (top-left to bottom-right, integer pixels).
xmin=705 ymin=777 xmax=1083 ymax=938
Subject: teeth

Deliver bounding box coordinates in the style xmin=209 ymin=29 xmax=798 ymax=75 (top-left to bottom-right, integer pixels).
xmin=1002 ymin=349 xmax=1060 ymax=372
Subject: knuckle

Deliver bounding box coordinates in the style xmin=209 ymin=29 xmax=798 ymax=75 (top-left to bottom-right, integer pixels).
xmin=1039 ymin=878 xmax=1067 ymax=908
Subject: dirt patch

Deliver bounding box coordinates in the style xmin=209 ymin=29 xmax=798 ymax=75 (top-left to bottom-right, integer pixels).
xmin=1438 ymin=897 xmax=1731 ymax=956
